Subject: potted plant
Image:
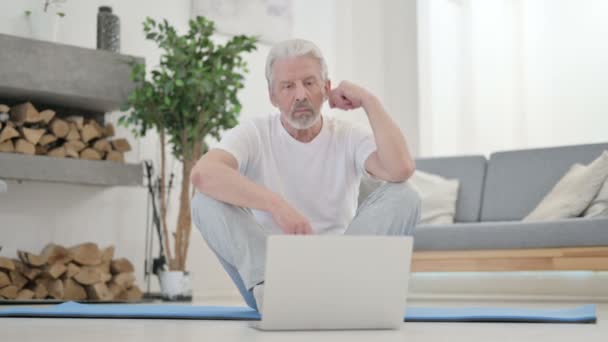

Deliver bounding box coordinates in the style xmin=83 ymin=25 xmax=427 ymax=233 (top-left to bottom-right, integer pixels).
xmin=25 ymin=0 xmax=67 ymax=42
xmin=120 ymin=16 xmax=257 ymax=300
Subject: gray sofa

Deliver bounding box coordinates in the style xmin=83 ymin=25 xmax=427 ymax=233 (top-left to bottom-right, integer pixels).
xmin=398 ymin=143 xmax=608 ymax=251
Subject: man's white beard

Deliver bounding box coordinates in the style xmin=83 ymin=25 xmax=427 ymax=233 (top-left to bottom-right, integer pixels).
xmin=285 ymin=109 xmax=320 ymax=130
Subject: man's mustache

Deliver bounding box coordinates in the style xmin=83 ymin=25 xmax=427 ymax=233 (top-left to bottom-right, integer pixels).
xmin=292 ymin=101 xmax=313 ymax=112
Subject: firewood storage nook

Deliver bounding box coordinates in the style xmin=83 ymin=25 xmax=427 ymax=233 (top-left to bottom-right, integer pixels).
xmin=0 ymin=33 xmax=143 ymax=186
xmin=0 ymin=34 xmax=145 ymax=302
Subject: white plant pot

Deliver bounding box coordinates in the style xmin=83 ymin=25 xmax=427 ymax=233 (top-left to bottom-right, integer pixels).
xmin=159 ymin=271 xmax=193 ymax=301
xmin=27 ymin=10 xmax=60 ymax=42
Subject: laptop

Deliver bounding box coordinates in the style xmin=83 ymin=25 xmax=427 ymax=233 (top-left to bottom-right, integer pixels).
xmin=251 ymin=235 xmax=413 ymax=331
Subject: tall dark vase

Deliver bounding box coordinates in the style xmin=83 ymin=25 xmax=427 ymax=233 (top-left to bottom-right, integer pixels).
xmin=97 ymin=6 xmax=120 ymax=52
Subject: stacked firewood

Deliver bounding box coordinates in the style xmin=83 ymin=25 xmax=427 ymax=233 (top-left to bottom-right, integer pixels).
xmin=0 ymin=102 xmax=130 ymax=162
xmin=0 ymin=243 xmax=143 ymax=301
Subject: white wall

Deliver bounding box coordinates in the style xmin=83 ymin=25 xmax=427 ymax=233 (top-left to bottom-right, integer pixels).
xmin=334 ymin=0 xmax=420 ymax=156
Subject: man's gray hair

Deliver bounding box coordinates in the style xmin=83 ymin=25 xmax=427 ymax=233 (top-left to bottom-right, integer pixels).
xmin=265 ymin=39 xmax=328 ymax=88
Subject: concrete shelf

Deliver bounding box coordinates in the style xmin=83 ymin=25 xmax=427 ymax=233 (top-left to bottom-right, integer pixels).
xmin=0 ymin=33 xmax=144 ymax=114
xmin=0 ymin=153 xmax=143 ymax=187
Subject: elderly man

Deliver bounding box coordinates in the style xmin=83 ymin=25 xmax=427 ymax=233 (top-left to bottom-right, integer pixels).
xmin=190 ymin=39 xmax=420 ymax=312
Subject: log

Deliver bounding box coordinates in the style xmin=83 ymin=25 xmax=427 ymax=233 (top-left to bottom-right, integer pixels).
xmin=80 ymin=148 xmax=102 ymax=161
xmin=97 ymin=262 xmax=112 ymax=282
xmin=64 ymin=278 xmax=87 ymax=301
xmin=126 ymin=286 xmax=143 ymax=301
xmin=0 ymin=125 xmax=20 ymax=143
xmin=35 ymin=145 xmax=49 ymax=155
xmin=0 ymin=140 xmax=14 ymax=153
xmin=9 ymin=270 xmax=28 ymax=290
xmin=70 ymin=243 xmax=102 ymax=266
xmin=14 ymin=261 xmax=42 ymax=281
xmin=86 ymin=282 xmax=113 ymax=301
xmin=111 ymin=138 xmax=131 ymax=152
xmin=64 ymin=140 xmax=86 ymax=152
xmin=88 ymin=119 xmax=105 ymax=134
xmin=21 ymin=127 xmax=46 ymax=145
xmin=0 ymin=271 xmax=10 ymax=288
xmin=101 ymin=272 xmax=112 ymax=283
xmin=65 ymin=263 xmax=80 ymax=279
xmin=98 ymin=261 xmax=111 ymax=274
xmin=73 ymin=267 xmax=102 ymax=285
xmin=81 ymin=123 xmax=103 ymax=143
xmin=14 ymin=139 xmax=36 ymax=155
xmin=39 ymin=109 xmax=56 ymax=124
xmin=101 ymin=246 xmax=115 ymax=263
xmin=49 ymin=118 xmax=69 ymax=138
xmin=16 ymin=288 xmax=35 ymax=300
xmin=92 ymin=139 xmax=112 ymax=154
xmin=112 ymin=272 xmax=135 ymax=289
xmin=45 ymin=278 xmax=64 ymax=299
xmin=65 ymin=146 xmax=79 ymax=158
xmin=0 ymin=256 xmax=15 ymax=271
xmin=45 ymin=263 xmax=67 ymax=279
xmin=65 ymin=123 xmax=81 ymax=141
xmin=0 ymin=285 xmax=18 ymax=299
xmin=108 ymin=281 xmax=124 ymax=299
xmin=104 ymin=123 xmax=115 ymax=137
xmin=65 ymin=116 xmax=84 ymax=130
xmin=38 ymin=133 xmax=58 ymax=146
xmin=106 ymin=150 xmax=124 ymax=163
xmin=32 ymin=283 xmax=48 ymax=299
xmin=11 ymin=102 xmax=41 ymax=125
xmin=0 ymin=104 xmax=9 ymax=113
xmin=17 ymin=250 xmax=48 ymax=267
xmin=110 ymin=258 xmax=134 ymax=274
xmin=41 ymin=244 xmax=72 ymax=265
xmin=48 ymin=146 xmax=67 ymax=158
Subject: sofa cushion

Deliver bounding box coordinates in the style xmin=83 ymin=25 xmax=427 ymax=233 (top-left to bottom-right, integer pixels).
xmin=584 ymin=176 xmax=608 ymax=218
xmin=415 ymin=156 xmax=486 ymax=223
xmin=480 ymin=143 xmax=608 ymax=221
xmin=413 ymin=217 xmax=608 ymax=251
xmin=409 ymin=170 xmax=459 ymax=225
xmin=524 ymin=151 xmax=608 ymax=221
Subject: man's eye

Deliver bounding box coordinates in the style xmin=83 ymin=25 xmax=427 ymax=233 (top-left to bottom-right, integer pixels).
xmin=306 ymin=82 xmax=314 ymax=86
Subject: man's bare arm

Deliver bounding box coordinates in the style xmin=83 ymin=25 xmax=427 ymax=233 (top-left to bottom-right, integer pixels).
xmin=190 ymin=149 xmax=313 ymax=234
xmin=191 ymin=149 xmax=280 ymax=212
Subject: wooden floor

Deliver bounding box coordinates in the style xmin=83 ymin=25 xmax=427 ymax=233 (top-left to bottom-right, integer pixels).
xmin=0 ymin=298 xmax=605 ymax=342
xmin=412 ymin=247 xmax=608 ymax=272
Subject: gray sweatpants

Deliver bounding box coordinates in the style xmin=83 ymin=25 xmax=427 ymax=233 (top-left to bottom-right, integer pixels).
xmin=191 ymin=181 xmax=421 ymax=309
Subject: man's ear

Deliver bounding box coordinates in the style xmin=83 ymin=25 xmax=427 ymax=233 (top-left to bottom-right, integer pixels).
xmin=324 ymin=79 xmax=331 ymax=101
xmin=269 ymin=86 xmax=278 ymax=107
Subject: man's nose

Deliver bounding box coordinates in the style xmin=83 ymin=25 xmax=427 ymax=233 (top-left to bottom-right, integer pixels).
xmin=294 ymin=82 xmax=307 ymax=101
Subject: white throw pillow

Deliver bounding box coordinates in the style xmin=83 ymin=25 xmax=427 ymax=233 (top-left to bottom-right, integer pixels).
xmin=583 ymin=176 xmax=608 ymax=218
xmin=409 ymin=170 xmax=460 ymax=225
xmin=524 ymin=150 xmax=608 ymax=222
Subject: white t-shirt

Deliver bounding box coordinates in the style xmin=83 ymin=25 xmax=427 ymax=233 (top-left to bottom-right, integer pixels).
xmin=213 ymin=113 xmax=377 ymax=235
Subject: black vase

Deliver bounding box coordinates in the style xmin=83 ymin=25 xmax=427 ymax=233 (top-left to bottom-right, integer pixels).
xmin=97 ymin=6 xmax=120 ymax=52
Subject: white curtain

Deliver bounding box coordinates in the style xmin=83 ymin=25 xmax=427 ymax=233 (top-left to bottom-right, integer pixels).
xmin=418 ymin=0 xmax=608 ymax=157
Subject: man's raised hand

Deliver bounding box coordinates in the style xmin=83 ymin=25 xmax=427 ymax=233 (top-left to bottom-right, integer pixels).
xmin=328 ymin=81 xmax=372 ymax=111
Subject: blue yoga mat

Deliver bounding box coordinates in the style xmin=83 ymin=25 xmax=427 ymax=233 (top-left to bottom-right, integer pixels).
xmin=0 ymin=302 xmax=596 ymax=323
